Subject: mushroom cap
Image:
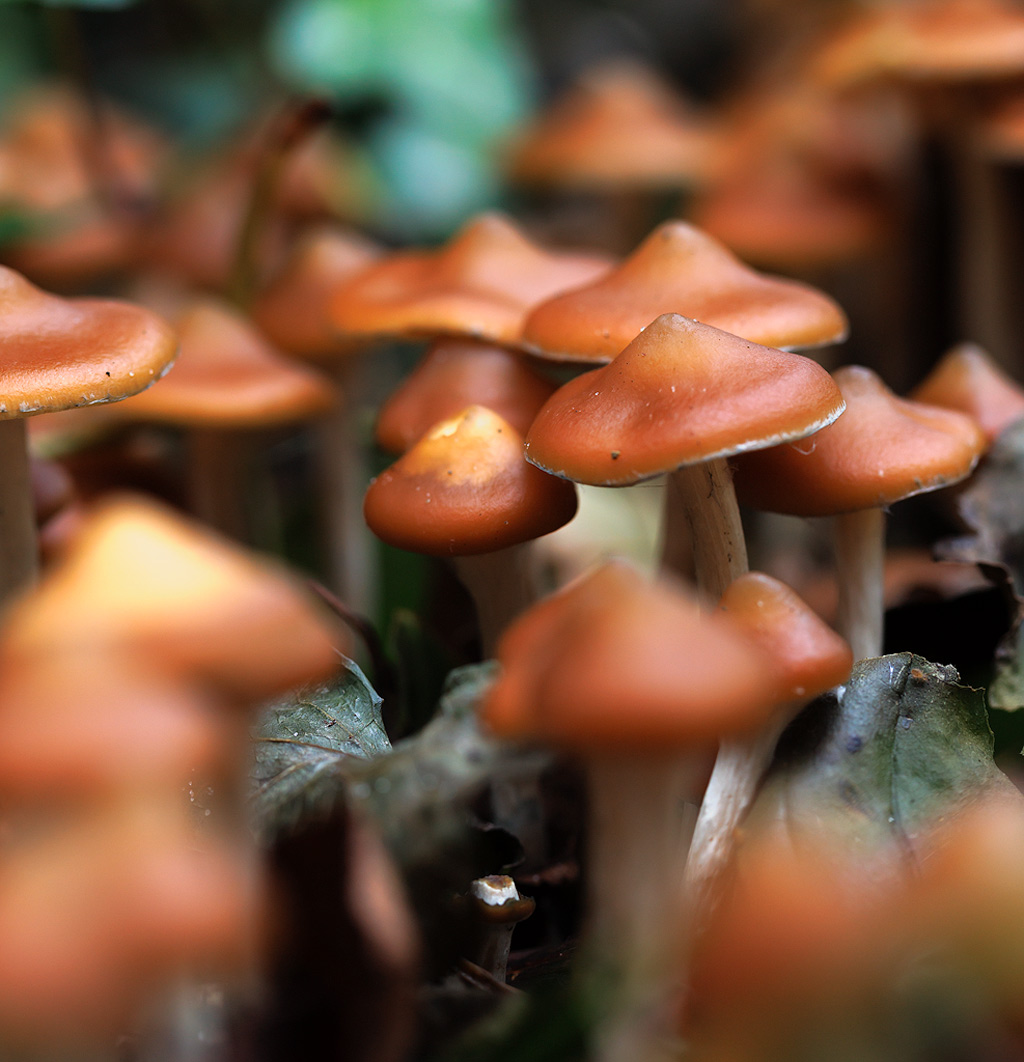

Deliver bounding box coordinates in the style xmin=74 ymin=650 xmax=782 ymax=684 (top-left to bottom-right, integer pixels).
xmin=524 ymin=313 xmax=846 ymax=486
xmin=0 ymin=266 xmax=178 ymax=418
xmin=364 ymin=405 xmax=577 ymax=556
xmin=111 ymin=299 xmax=336 ymax=428
xmin=910 ymin=342 xmax=1024 ymax=444
xmin=330 ymin=213 xmax=612 ymax=347
xmin=717 ymin=572 xmax=853 ymax=703
xmin=250 ymin=225 xmax=381 ymax=360
xmin=1 ymin=494 xmax=346 ymax=703
xmin=519 ymin=220 xmax=848 ymax=363
xmin=375 ymin=339 xmax=556 ymax=454
xmin=505 ymin=61 xmax=717 ymax=191
xmin=732 ymin=365 xmax=986 ymax=516
xmin=482 ymin=559 xmax=779 ymax=749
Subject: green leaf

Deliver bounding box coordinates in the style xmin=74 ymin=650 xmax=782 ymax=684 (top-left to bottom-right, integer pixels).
xmin=251 ymin=655 xmax=391 ymax=836
xmin=751 ymin=654 xmax=1023 ymax=866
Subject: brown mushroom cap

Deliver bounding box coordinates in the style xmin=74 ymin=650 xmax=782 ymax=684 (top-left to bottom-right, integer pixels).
xmin=364 ymin=405 xmax=577 ymax=556
xmin=519 ymin=220 xmax=848 ymax=363
xmin=717 ymin=572 xmax=853 ymax=703
xmin=330 ymin=212 xmax=612 ymax=346
xmin=910 ymin=342 xmax=1024 ymax=444
xmin=1 ymin=494 xmax=346 ymax=703
xmin=110 ymin=299 xmax=336 ymax=428
xmin=505 ymin=61 xmax=717 ymax=191
xmin=0 ymin=266 xmax=178 ymax=417
xmin=250 ymin=225 xmax=381 ymax=360
xmin=482 ymin=559 xmax=778 ymax=749
xmin=732 ymin=365 xmax=986 ymax=516
xmin=375 ymin=339 xmax=556 ymax=454
xmin=524 ymin=313 xmax=845 ymax=486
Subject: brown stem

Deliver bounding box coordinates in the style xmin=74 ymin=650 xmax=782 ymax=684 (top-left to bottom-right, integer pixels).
xmin=834 ymin=507 xmax=885 ymax=661
xmin=0 ymin=419 xmax=39 ymax=601
xmin=186 ymin=428 xmax=252 ymax=543
xmin=453 ymin=543 xmax=537 ymax=659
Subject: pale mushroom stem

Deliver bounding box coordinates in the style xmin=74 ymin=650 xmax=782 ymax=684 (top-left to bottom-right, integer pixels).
xmin=452 ymin=543 xmax=537 ymax=660
xmin=834 ymin=507 xmax=886 ymax=661
xmin=0 ymin=419 xmax=39 ymax=601
xmin=664 ymin=457 xmax=748 ymax=603
xmin=586 ymin=753 xmax=693 ymax=1062
xmin=684 ymin=709 xmax=793 ymax=922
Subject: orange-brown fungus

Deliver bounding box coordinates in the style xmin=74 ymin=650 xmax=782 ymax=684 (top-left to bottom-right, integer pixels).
xmin=733 ymin=365 xmax=986 ymax=516
xmin=520 ymin=220 xmax=848 ymax=363
xmin=364 ymin=405 xmax=577 ymax=556
xmin=524 ymin=313 xmax=845 ymax=486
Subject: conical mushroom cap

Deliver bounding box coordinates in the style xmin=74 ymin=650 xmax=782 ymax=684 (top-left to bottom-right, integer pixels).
xmin=250 ymin=226 xmax=381 ymax=360
xmin=364 ymin=405 xmax=577 ymax=556
xmin=1 ymin=495 xmax=345 ymax=702
xmin=482 ymin=560 xmax=778 ymax=749
xmin=733 ymin=365 xmax=986 ymax=516
xmin=0 ymin=266 xmax=177 ymax=417
xmin=111 ymin=299 xmax=336 ymax=428
xmin=506 ymin=61 xmax=717 ymax=190
xmin=330 ymin=213 xmax=612 ymax=346
xmin=717 ymin=572 xmax=853 ymax=703
xmin=519 ymin=220 xmax=848 ymax=364
xmin=524 ymin=313 xmax=845 ymax=486
xmin=375 ymin=340 xmax=555 ymax=454
xmin=910 ymin=343 xmax=1024 ymax=444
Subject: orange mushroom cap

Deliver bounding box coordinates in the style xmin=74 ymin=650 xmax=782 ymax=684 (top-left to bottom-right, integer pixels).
xmin=505 ymin=61 xmax=717 ymax=191
xmin=1 ymin=495 xmax=346 ymax=703
xmin=364 ymin=405 xmax=577 ymax=556
xmin=733 ymin=365 xmax=986 ymax=516
xmin=0 ymin=266 xmax=178 ymax=417
xmin=482 ymin=560 xmax=779 ymax=749
xmin=250 ymin=225 xmax=381 ymax=360
xmin=519 ymin=220 xmax=848 ymax=364
xmin=910 ymin=342 xmax=1024 ymax=444
xmin=110 ymin=299 xmax=336 ymax=428
xmin=524 ymin=313 xmax=845 ymax=486
xmin=717 ymin=572 xmax=853 ymax=703
xmin=374 ymin=339 xmax=556 ymax=454
xmin=330 ymin=212 xmax=612 ymax=347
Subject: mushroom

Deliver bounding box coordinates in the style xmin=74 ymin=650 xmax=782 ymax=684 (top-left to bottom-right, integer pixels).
xmin=467 ymin=875 xmax=535 ymax=983
xmin=732 ymin=365 xmax=986 ymax=659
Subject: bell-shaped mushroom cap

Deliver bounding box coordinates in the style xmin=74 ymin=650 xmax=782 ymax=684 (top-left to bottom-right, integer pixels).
xmin=375 ymin=340 xmax=556 ymax=454
xmin=733 ymin=365 xmax=986 ymax=516
xmin=482 ymin=560 xmax=778 ymax=749
xmin=0 ymin=654 xmax=225 ymax=797
xmin=524 ymin=313 xmax=845 ymax=487
xmin=0 ymin=266 xmax=178 ymax=417
xmin=717 ymin=572 xmax=853 ymax=703
xmin=330 ymin=213 xmax=612 ymax=347
xmin=520 ymin=220 xmax=848 ymax=364
xmin=910 ymin=342 xmax=1024 ymax=444
xmin=1 ymin=495 xmax=346 ymax=702
xmin=812 ymin=0 xmax=1024 ymax=89
xmin=110 ymin=299 xmax=336 ymax=428
xmin=250 ymin=225 xmax=381 ymax=360
xmin=364 ymin=405 xmax=577 ymax=556
xmin=505 ymin=61 xmax=717 ymax=191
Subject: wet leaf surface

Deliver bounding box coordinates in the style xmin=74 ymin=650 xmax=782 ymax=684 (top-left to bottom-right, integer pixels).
xmin=752 ymin=654 xmax=1023 ymax=866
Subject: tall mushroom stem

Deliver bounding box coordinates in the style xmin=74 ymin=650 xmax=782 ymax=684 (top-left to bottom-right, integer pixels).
xmin=0 ymin=419 xmax=39 ymax=601
xmin=585 ymin=753 xmax=693 ymax=1062
xmin=834 ymin=506 xmax=885 ymax=660
xmin=664 ymin=457 xmax=748 ymax=602
xmin=187 ymin=428 xmax=253 ymax=544
xmin=453 ymin=543 xmax=537 ymax=659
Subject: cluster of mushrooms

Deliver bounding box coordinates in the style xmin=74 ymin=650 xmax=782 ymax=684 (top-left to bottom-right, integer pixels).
xmin=9 ymin=0 xmax=1024 ymax=1059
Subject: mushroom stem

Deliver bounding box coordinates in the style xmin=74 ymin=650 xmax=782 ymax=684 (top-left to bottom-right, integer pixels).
xmin=453 ymin=543 xmax=537 ymax=659
xmin=834 ymin=507 xmax=885 ymax=660
xmin=664 ymin=458 xmax=748 ymax=602
xmin=683 ymin=711 xmax=791 ymax=922
xmin=187 ymin=428 xmax=253 ymax=543
xmin=0 ymin=418 xmax=39 ymax=600
xmin=585 ymin=753 xmax=692 ymax=1062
